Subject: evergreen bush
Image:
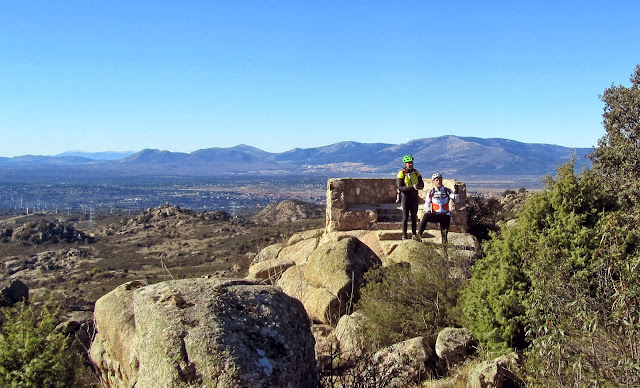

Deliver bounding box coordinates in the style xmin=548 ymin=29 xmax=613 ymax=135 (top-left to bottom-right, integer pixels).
xmin=461 ymin=160 xmax=640 ymax=385
xmin=0 ymin=301 xmax=74 ymax=387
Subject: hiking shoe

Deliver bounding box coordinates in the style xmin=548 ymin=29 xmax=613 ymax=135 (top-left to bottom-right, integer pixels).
xmin=412 ymin=235 xmax=422 ymax=242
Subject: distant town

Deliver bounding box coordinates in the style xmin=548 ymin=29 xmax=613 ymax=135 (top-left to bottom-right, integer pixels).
xmin=0 ymin=175 xmax=327 ymax=218
xmin=0 ymin=170 xmax=547 ymax=224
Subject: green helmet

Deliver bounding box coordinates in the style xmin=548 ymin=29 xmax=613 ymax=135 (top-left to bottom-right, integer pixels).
xmin=402 ymin=155 xmax=414 ymax=163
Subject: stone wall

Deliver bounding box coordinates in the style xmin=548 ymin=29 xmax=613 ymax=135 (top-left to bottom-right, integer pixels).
xmin=325 ymin=178 xmax=468 ymax=233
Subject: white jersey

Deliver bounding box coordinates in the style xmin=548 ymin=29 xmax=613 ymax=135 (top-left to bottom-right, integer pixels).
xmin=426 ymin=186 xmax=458 ymax=215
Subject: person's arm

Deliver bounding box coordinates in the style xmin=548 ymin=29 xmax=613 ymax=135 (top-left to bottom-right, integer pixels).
xmin=416 ymin=172 xmax=424 ymax=190
xmin=449 ymin=186 xmax=459 ymax=203
xmin=397 ymin=170 xmax=412 ymax=193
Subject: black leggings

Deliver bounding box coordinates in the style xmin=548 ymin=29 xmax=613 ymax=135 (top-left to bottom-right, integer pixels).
xmin=401 ymin=194 xmax=419 ymax=237
xmin=418 ymin=213 xmax=451 ymax=235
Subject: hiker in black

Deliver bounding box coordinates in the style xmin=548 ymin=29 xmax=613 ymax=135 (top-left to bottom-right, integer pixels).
xmin=396 ymin=155 xmax=424 ymax=240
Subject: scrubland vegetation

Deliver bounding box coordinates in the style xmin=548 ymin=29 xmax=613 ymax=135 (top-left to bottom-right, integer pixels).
xmin=1 ymin=65 xmax=639 ymax=387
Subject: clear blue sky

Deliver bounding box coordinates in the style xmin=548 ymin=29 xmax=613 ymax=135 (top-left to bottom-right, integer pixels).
xmin=1 ymin=1 xmax=638 ymax=157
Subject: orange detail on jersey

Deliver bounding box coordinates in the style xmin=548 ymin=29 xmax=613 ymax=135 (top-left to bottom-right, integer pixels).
xmin=431 ymin=202 xmax=450 ymax=212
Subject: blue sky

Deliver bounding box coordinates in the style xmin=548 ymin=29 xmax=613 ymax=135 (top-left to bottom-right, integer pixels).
xmin=1 ymin=1 xmax=638 ymax=157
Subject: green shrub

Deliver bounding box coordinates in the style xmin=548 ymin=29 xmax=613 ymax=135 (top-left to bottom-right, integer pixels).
xmin=524 ymin=210 xmax=640 ymax=387
xmin=460 ymin=224 xmax=530 ymax=353
xmin=462 ymin=163 xmax=608 ymax=351
xmin=461 ymin=160 xmax=640 ymax=385
xmin=356 ymin=246 xmax=463 ymax=349
xmin=0 ymin=301 xmax=74 ymax=387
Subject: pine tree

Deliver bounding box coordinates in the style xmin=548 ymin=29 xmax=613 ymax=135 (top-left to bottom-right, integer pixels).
xmin=589 ymin=64 xmax=640 ymax=217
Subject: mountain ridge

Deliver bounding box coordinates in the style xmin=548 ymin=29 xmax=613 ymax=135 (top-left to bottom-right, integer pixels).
xmin=0 ymin=136 xmax=593 ymax=179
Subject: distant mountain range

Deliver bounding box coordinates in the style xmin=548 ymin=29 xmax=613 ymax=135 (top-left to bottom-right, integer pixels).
xmin=55 ymin=150 xmax=136 ymax=160
xmin=0 ymin=136 xmax=593 ymax=180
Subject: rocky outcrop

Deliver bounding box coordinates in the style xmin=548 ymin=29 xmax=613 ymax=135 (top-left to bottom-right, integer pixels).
xmin=313 ymin=322 xmax=526 ymax=388
xmin=100 ymin=204 xmax=232 ymax=237
xmin=4 ymin=220 xmax=92 ymax=244
xmin=90 ymin=278 xmax=317 ymax=388
xmin=253 ymin=199 xmax=325 ymax=225
xmin=277 ymin=237 xmax=381 ymax=324
xmin=5 ymin=247 xmax=94 ymax=277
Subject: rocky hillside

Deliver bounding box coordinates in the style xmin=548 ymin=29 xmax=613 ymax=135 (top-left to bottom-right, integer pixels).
xmin=253 ymin=199 xmax=325 ymax=225
xmin=0 ymin=203 xmax=324 ymax=311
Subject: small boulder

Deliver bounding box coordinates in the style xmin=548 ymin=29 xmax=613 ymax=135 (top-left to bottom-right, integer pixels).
xmin=467 ymin=352 xmax=523 ymax=388
xmin=0 ymin=279 xmax=29 ymax=307
xmin=334 ymin=311 xmax=367 ymax=364
xmin=435 ymin=327 xmax=477 ymax=366
xmin=367 ymin=336 xmax=436 ymax=387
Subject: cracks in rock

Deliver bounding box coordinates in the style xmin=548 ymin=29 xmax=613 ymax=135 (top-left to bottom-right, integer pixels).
xmin=176 ymin=335 xmax=202 ymax=385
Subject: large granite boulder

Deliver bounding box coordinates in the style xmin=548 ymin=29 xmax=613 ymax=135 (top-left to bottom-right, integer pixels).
xmin=277 ymin=236 xmax=381 ymax=324
xmin=304 ymin=236 xmax=379 ymax=298
xmin=90 ymin=280 xmax=146 ymax=387
xmin=277 ymin=234 xmax=320 ymax=266
xmin=247 ymin=257 xmax=297 ymax=280
xmin=90 ymin=279 xmax=317 ymax=388
xmin=250 ymin=242 xmax=284 ymax=265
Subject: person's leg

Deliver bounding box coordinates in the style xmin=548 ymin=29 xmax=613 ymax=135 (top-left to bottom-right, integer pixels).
xmin=418 ymin=212 xmax=435 ymax=236
xmin=401 ymin=197 xmax=410 ymax=239
xmin=410 ymin=199 xmax=418 ymax=236
xmin=439 ymin=214 xmax=451 ymax=244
